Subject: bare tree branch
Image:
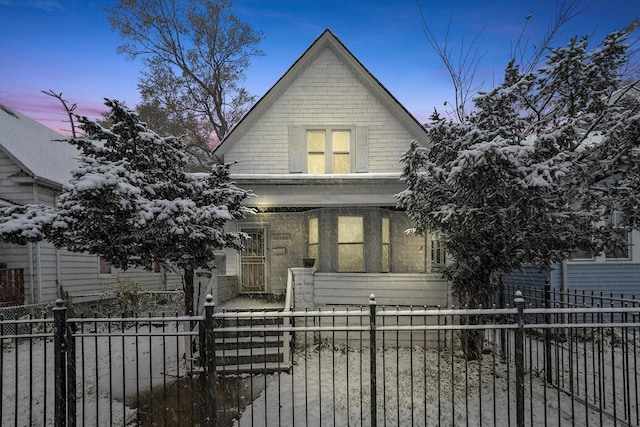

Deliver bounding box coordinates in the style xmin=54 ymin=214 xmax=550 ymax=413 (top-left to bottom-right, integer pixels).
xmin=41 ymin=90 xmax=78 ymax=137
xmin=108 ymin=0 xmax=263 ymax=146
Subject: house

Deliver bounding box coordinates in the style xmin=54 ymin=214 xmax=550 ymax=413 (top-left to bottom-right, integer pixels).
xmin=0 ymin=103 xmax=181 ymax=306
xmin=506 ymin=224 xmax=640 ymax=299
xmin=213 ymin=29 xmax=450 ymax=308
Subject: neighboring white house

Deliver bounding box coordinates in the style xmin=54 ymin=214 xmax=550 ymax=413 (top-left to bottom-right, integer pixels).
xmin=213 ymin=29 xmax=450 ymax=308
xmin=0 ymin=103 xmax=181 ymax=306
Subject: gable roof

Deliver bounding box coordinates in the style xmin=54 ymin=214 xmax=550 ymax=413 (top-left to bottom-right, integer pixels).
xmin=0 ymin=103 xmax=79 ymax=188
xmin=215 ymin=29 xmax=427 ymax=156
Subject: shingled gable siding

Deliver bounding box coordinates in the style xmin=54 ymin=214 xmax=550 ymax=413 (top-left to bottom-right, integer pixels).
xmin=225 ymin=48 xmax=416 ymax=174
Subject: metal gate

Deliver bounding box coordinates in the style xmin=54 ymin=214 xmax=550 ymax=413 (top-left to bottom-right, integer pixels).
xmin=240 ymin=228 xmax=266 ymax=293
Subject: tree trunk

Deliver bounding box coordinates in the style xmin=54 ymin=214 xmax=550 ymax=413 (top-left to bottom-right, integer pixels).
xmin=184 ymin=267 xmax=195 ymax=316
xmin=458 ymin=280 xmax=492 ymax=361
xmin=459 ymin=315 xmax=485 ymax=360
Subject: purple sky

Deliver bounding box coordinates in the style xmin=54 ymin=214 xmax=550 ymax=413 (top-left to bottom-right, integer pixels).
xmin=0 ymin=0 xmax=638 ymax=135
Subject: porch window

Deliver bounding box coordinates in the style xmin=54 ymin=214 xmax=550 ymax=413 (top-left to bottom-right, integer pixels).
xmin=308 ymin=217 xmax=319 ymax=263
xmin=430 ymin=235 xmax=446 ymax=272
xmin=338 ymin=216 xmax=364 ymax=272
xmin=605 ymin=211 xmax=631 ymax=259
xmin=307 ymin=129 xmax=351 ymax=174
xmin=381 ymin=217 xmax=390 ymax=273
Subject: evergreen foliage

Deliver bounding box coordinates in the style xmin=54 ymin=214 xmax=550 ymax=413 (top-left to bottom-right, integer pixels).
xmin=0 ymin=99 xmax=253 ymax=313
xmin=397 ymin=28 xmax=639 ymax=308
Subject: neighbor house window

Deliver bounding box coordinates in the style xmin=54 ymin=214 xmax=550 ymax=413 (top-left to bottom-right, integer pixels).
xmin=381 ymin=217 xmax=390 ymax=273
xmin=99 ymin=256 xmax=112 ymax=275
xmin=307 ymin=129 xmax=351 ymax=174
xmin=338 ymin=216 xmax=364 ymax=272
xmin=308 ymin=217 xmax=319 ymax=263
xmin=569 ymin=248 xmax=594 ymax=261
xmin=605 ymin=211 xmax=631 ymax=259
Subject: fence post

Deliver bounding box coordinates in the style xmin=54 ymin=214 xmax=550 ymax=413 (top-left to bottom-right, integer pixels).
xmin=369 ymin=294 xmax=377 ymax=426
xmin=53 ymin=299 xmax=67 ymax=427
xmin=514 ymin=291 xmax=525 ymax=427
xmin=543 ymin=280 xmax=553 ymax=384
xmin=204 ymin=294 xmax=216 ymax=426
xmin=66 ymin=319 xmax=76 ymax=427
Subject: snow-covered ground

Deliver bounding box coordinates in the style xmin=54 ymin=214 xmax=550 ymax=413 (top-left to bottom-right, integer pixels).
xmin=234 ymin=343 xmax=610 ymax=426
xmin=1 ymin=321 xmax=187 ymax=426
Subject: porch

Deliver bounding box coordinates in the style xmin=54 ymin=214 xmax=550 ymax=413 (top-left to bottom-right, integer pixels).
xmin=212 ymin=270 xmax=450 ymax=311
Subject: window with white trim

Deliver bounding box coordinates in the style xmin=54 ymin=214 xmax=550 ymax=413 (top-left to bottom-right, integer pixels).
xmin=99 ymin=256 xmax=113 ymax=275
xmin=307 ymin=128 xmax=352 ymax=174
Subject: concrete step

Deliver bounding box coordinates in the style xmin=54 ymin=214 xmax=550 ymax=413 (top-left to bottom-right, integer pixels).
xmin=214 ymin=334 xmax=284 ymax=350
xmin=215 ymin=361 xmax=290 ymax=374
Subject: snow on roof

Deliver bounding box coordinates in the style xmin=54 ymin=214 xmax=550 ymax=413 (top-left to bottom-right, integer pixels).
xmin=0 ymin=103 xmax=80 ymax=187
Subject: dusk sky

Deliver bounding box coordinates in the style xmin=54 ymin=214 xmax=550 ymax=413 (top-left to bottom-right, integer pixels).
xmin=0 ymin=0 xmax=638 ymax=135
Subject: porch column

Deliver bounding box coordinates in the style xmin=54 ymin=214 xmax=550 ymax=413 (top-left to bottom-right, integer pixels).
xmin=291 ymin=267 xmax=315 ymax=348
xmin=291 ymin=267 xmax=315 ymax=310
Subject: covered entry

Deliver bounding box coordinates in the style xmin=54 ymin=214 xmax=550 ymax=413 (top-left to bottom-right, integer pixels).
xmin=240 ymin=228 xmax=266 ymax=293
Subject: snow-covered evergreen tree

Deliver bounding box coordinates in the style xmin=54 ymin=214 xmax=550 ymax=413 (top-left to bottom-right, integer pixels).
xmin=0 ymin=99 xmax=253 ymax=314
xmin=397 ymin=28 xmax=638 ymax=359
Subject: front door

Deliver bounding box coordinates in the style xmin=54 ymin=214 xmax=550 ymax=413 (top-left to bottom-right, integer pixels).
xmin=240 ymin=228 xmax=266 ymax=293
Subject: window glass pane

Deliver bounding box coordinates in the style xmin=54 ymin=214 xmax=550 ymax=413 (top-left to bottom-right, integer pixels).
xmin=99 ymin=256 xmax=112 ymax=275
xmin=381 ymin=245 xmax=390 ymax=273
xmin=309 ymin=218 xmax=319 ymax=244
xmin=308 ymin=244 xmax=319 ymax=261
xmin=605 ymin=229 xmax=630 ymax=259
xmin=570 ymin=248 xmax=593 ymax=260
xmin=338 ymin=244 xmax=364 ymax=272
xmin=333 ymin=154 xmax=350 ymax=173
xmin=308 ymin=130 xmax=325 ymax=152
xmin=382 ymin=218 xmax=390 ymax=244
xmin=431 ymin=236 xmax=446 ymax=272
xmin=308 ymin=154 xmax=325 ymax=174
xmin=332 ymin=131 xmax=350 ymax=152
xmin=338 ymin=216 xmax=363 ymax=243
xmin=605 ymin=210 xmax=630 ymax=259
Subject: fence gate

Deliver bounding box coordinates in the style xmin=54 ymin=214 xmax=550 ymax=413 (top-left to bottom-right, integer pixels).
xmin=52 ymin=299 xmax=219 ymax=427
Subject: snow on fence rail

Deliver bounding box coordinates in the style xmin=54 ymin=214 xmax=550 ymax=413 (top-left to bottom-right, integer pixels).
xmin=1 ymin=292 xmax=639 ymax=426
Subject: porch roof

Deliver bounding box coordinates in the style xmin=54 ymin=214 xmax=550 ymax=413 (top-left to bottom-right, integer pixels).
xmin=232 ymin=173 xmax=405 ymax=208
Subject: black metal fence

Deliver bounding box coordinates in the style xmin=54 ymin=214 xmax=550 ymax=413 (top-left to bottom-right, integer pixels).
xmin=2 ymin=292 xmax=640 ymax=426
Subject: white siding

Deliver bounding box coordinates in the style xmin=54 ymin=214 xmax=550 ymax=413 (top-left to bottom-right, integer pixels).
xmin=57 ymin=249 xmax=182 ymax=298
xmin=0 ymin=151 xmax=38 ymax=205
xmin=226 ymin=48 xmax=417 ymax=174
xmin=313 ymin=273 xmax=449 ymax=307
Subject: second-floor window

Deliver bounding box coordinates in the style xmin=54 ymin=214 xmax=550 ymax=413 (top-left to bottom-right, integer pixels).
xmin=307 ymin=129 xmax=351 ymax=174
